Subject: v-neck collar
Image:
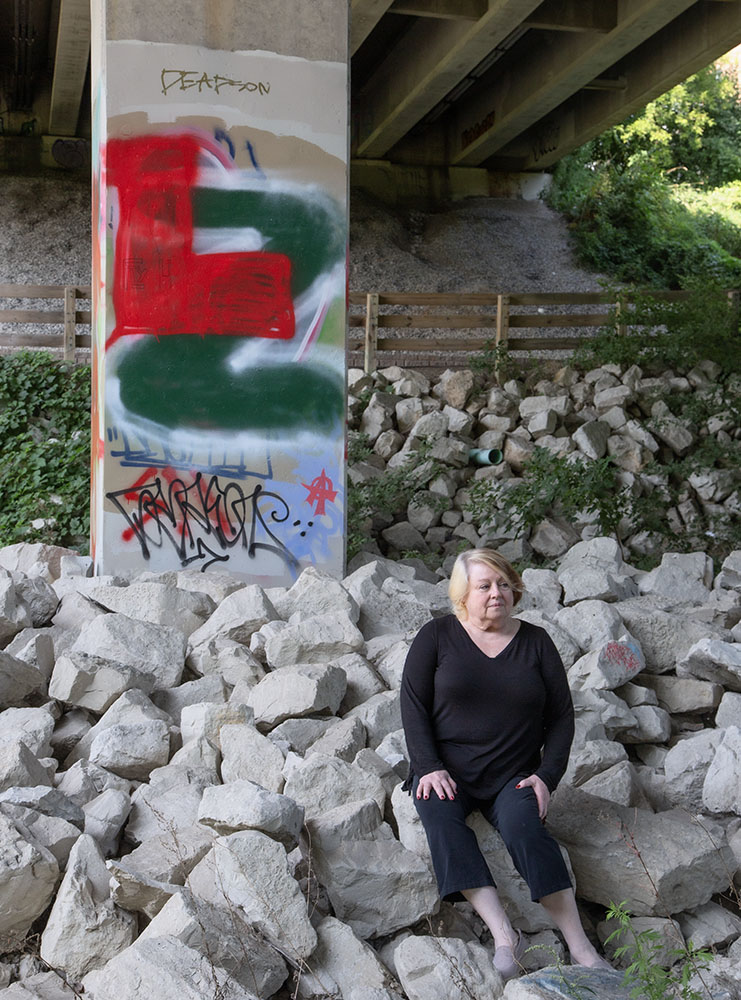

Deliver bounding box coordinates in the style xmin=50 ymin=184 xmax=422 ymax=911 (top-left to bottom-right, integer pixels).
xmin=455 ymin=616 xmax=522 ymax=661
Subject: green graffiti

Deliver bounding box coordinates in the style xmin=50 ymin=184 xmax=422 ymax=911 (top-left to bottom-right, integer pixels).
xmin=192 ymin=188 xmax=345 ymax=297
xmin=116 ymin=336 xmax=344 ymax=433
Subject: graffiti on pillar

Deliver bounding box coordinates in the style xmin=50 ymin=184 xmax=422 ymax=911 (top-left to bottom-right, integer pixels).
xmin=91 ymin=38 xmax=347 ymax=584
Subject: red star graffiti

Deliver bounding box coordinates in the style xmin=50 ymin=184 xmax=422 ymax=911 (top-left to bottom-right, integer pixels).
xmin=302 ymin=468 xmax=337 ymax=516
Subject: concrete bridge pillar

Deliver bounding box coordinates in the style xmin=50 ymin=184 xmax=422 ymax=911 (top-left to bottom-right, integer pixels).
xmin=90 ymin=1 xmax=349 ymax=584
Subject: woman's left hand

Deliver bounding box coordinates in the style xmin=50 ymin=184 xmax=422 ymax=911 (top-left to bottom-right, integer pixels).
xmin=516 ymin=774 xmax=550 ymax=820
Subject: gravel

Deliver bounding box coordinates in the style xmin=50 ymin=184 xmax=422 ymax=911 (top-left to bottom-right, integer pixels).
xmin=0 ymin=175 xmax=609 ymax=367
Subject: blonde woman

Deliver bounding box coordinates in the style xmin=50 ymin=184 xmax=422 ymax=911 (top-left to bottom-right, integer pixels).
xmin=400 ymin=548 xmax=612 ymax=980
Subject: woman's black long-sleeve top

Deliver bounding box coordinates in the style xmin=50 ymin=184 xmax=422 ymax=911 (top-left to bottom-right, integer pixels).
xmin=400 ymin=615 xmax=574 ymax=798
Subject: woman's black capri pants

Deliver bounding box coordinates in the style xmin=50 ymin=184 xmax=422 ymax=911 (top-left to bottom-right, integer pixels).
xmin=412 ymin=775 xmax=572 ymax=903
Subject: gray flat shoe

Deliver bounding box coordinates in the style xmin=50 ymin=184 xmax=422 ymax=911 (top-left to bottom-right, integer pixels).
xmin=493 ymin=930 xmax=524 ymax=981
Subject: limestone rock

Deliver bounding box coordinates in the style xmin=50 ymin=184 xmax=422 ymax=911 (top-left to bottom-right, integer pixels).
xmin=664 ymin=729 xmax=724 ymax=812
xmin=185 ymin=636 xmax=266 ymax=688
xmin=82 ymin=935 xmax=256 ymax=1000
xmin=179 ymin=701 xmax=253 ymax=748
xmin=186 ymin=584 xmax=277 ymax=650
xmin=89 ymin=719 xmax=171 ymax=780
xmin=107 ymin=825 xmax=213 ymax=918
xmin=308 ymin=811 xmax=439 ymax=939
xmin=336 ymin=652 xmax=387 ymax=711
xmin=393 ymin=934 xmax=501 ymax=1000
xmin=716 ymin=691 xmax=741 ymax=728
xmin=615 ymin=601 xmax=725 ymax=675
xmin=198 ymin=780 xmax=304 ymax=849
xmin=639 ymin=674 xmax=722 ymax=715
xmin=284 ymin=754 xmax=386 ymax=821
xmin=306 ymin=716 xmax=367 ymax=762
xmin=568 ymin=637 xmax=645 ymax=691
xmin=83 ymin=788 xmax=131 ymax=856
xmin=299 ymin=915 xmax=404 ymax=1000
xmin=248 ymin=663 xmax=346 ymax=728
xmin=40 ymin=834 xmax=136 ymax=981
xmin=69 ymin=614 xmax=187 ymax=691
xmin=0 ymin=740 xmax=53 ymax=792
xmin=703 ymin=726 xmax=741 ymax=815
xmin=0 ymin=786 xmax=84 ymax=829
xmin=0 ymin=803 xmax=79 ymax=867
xmin=151 ymin=674 xmax=228 ymax=724
xmin=556 ymin=537 xmax=638 ymax=604
xmin=138 ymin=890 xmax=287 ymax=997
xmin=264 ymin=612 xmax=364 ymax=667
xmin=548 ymin=785 xmax=735 ymax=915
xmin=84 ymin=581 xmax=214 ymax=638
xmin=553 ymin=600 xmax=625 ymax=653
xmin=187 ymin=829 xmax=317 ymax=959
xmin=677 ymin=638 xmax=741 ymax=691
xmin=344 ymin=690 xmax=401 ymax=749
xmin=0 ymin=707 xmax=55 ymax=757
xmin=219 ymin=722 xmax=285 ymax=791
xmin=579 ymin=760 xmax=652 ymax=809
xmin=0 ymin=812 xmax=59 ymax=945
xmin=639 ymin=552 xmax=713 ymax=601
xmin=0 ymin=650 xmax=46 ymax=707
xmin=282 ymin=565 xmax=360 ymax=623
xmin=48 ymin=651 xmax=150 ymax=713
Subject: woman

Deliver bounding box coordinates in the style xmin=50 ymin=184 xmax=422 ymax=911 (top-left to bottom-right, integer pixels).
xmin=400 ymin=548 xmax=611 ymax=980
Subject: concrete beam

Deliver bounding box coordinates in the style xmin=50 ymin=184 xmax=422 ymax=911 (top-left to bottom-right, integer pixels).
xmin=48 ymin=0 xmax=90 ymax=136
xmin=389 ymin=0 xmax=487 ymax=19
xmin=523 ymin=0 xmax=617 ymax=33
xmin=354 ymin=0 xmax=544 ymax=158
xmin=495 ymin=0 xmax=741 ymax=170
xmin=352 ymin=0 xmax=396 ymax=53
xmin=445 ymin=0 xmax=695 ymax=166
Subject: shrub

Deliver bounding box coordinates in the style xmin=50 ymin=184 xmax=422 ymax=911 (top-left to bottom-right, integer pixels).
xmin=0 ymin=351 xmax=91 ymax=550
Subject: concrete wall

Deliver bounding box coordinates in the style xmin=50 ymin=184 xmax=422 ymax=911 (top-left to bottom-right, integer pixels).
xmin=90 ymin=0 xmax=349 ymax=584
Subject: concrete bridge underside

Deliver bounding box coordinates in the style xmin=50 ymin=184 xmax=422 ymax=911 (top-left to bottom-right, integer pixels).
xmin=2 ymin=0 xmax=741 ymax=196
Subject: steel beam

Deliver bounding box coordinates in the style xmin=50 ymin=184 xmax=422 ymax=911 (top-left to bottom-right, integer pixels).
xmin=495 ymin=0 xmax=741 ymax=169
xmin=443 ymin=0 xmax=695 ymax=166
xmin=353 ymin=0 xmax=544 ymax=158
xmin=48 ymin=0 xmax=90 ymax=136
xmin=352 ymin=0 xmax=396 ymax=53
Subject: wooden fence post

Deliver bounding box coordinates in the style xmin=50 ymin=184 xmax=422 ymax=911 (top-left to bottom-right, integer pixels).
xmin=364 ymin=292 xmax=379 ymax=374
xmin=615 ymin=295 xmax=628 ymax=338
xmin=494 ymin=293 xmax=509 ymax=382
xmin=63 ymin=286 xmax=76 ymax=362
xmin=727 ymin=290 xmax=740 ymax=337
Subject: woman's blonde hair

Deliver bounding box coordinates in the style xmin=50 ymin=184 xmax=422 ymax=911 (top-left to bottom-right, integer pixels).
xmin=448 ymin=548 xmax=524 ymax=620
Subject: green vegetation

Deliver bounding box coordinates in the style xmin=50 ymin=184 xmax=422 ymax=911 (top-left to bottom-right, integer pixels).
xmin=548 ymin=64 xmax=741 ymax=289
xmin=0 ymin=351 xmax=91 ymax=551
xmin=605 ymin=901 xmax=713 ymax=1000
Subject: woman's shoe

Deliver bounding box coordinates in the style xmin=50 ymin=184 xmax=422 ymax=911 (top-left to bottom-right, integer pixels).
xmin=493 ymin=930 xmax=524 ymax=981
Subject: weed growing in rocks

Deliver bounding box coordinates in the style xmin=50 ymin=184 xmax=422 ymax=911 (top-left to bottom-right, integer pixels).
xmin=605 ymin=901 xmax=713 ymax=1000
xmin=465 ymin=448 xmax=626 ymax=540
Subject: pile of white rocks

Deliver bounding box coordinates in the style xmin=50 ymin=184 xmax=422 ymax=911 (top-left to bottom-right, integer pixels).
xmin=0 ymin=537 xmax=740 ymax=1000
xmin=349 ymin=359 xmax=739 ymax=564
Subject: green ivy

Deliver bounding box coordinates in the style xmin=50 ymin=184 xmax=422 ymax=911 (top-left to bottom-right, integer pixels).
xmin=0 ymin=351 xmax=91 ymax=550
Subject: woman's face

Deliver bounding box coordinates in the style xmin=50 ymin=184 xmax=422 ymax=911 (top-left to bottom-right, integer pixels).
xmin=463 ymin=560 xmax=515 ymax=627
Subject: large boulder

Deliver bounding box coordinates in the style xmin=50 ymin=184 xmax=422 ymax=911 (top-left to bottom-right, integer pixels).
xmin=40 ymin=834 xmax=137 ymax=981
xmin=548 ymin=785 xmax=734 ymax=915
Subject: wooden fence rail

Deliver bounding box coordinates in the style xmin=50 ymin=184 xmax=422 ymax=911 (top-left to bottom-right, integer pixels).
xmin=0 ymin=284 xmax=92 ymax=360
xmin=2 ymin=285 xmax=737 ymax=371
xmin=348 ymin=288 xmax=737 ymax=372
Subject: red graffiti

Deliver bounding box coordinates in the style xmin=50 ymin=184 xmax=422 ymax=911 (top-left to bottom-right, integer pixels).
xmin=605 ymin=641 xmax=641 ymax=673
xmin=104 ymin=132 xmax=294 ymax=348
xmin=302 ymin=469 xmax=337 ymax=516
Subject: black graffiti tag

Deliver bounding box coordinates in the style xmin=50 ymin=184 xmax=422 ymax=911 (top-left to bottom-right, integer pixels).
xmin=106 ymin=472 xmax=299 ymax=573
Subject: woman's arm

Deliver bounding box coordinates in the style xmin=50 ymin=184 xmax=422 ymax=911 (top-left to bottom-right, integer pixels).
xmin=400 ymin=621 xmax=448 ymax=782
xmin=534 ymin=629 xmax=575 ymax=793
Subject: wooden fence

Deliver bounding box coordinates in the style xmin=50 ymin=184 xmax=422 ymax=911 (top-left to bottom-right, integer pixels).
xmin=0 ymin=284 xmax=92 ymax=360
xmin=2 ymin=285 xmax=737 ymax=370
xmin=348 ymin=289 xmax=741 ymax=372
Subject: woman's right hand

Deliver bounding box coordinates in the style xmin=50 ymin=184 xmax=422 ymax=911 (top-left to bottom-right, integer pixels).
xmin=417 ymin=769 xmax=457 ymax=801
